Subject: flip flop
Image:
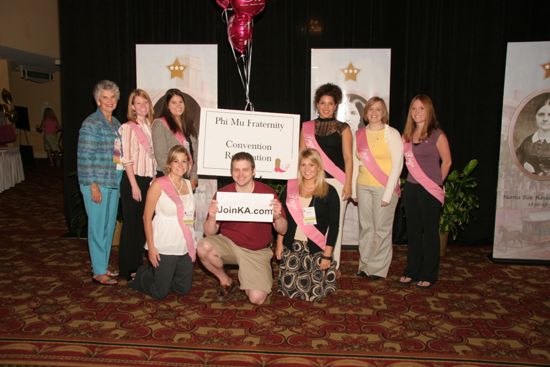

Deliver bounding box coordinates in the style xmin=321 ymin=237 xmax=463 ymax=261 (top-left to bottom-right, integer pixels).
xmin=106 ymin=270 xmax=119 ymax=277
xmin=399 ymin=276 xmax=414 ymax=285
xmin=93 ymin=274 xmax=118 ymax=285
xmin=416 ymin=281 xmax=433 ymax=289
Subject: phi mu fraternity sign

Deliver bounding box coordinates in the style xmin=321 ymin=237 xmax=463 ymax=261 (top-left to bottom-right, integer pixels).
xmin=197 ymin=108 xmax=300 ymax=180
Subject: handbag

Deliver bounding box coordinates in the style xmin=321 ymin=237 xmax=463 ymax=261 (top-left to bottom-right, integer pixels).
xmin=0 ymin=119 xmax=16 ymax=144
xmin=392 ymin=197 xmax=407 ymax=244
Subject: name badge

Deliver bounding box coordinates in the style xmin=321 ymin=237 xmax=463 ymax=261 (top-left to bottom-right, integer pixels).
xmin=113 ymin=138 xmax=123 ymax=170
xmin=302 ymin=206 xmax=317 ymax=225
xmin=183 ymin=210 xmax=194 ymax=225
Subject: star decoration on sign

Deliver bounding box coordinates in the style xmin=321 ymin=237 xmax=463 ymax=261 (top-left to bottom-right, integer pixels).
xmin=541 ymin=61 xmax=550 ymax=79
xmin=342 ymin=62 xmax=360 ymax=81
xmin=167 ymin=58 xmax=186 ymax=79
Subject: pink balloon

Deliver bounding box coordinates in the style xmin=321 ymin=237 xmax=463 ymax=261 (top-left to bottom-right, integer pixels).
xmin=227 ymin=14 xmax=253 ymax=54
xmin=215 ymin=0 xmax=231 ymax=10
xmin=230 ymin=0 xmax=266 ymax=17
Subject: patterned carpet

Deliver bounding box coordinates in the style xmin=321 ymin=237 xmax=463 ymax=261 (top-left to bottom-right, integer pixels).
xmin=0 ymin=161 xmax=549 ymax=367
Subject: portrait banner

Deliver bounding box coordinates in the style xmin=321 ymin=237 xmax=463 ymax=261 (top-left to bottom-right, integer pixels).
xmin=311 ymin=48 xmax=391 ymax=246
xmin=136 ymin=44 xmax=218 ymax=240
xmin=493 ymin=41 xmax=550 ymax=262
xmin=197 ymin=108 xmax=300 ymax=180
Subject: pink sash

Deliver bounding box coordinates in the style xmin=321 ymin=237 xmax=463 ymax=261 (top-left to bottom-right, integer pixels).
xmin=356 ymin=128 xmax=400 ymax=196
xmin=160 ymin=118 xmax=194 ymax=167
xmin=157 ymin=176 xmax=196 ymax=261
xmin=302 ymin=121 xmax=346 ymax=184
xmin=128 ymin=122 xmax=153 ymax=155
xmin=160 ymin=117 xmax=186 ymax=145
xmin=286 ymin=179 xmax=326 ymax=250
xmin=403 ymin=141 xmax=444 ymax=205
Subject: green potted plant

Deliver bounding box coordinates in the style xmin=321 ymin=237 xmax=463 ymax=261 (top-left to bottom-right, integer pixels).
xmin=439 ymin=159 xmax=480 ymax=256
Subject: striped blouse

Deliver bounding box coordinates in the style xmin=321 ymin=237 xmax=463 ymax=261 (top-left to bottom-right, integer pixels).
xmin=119 ymin=121 xmax=157 ymax=178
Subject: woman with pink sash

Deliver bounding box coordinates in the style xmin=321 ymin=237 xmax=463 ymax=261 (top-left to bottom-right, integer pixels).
xmin=152 ymin=89 xmax=198 ymax=187
xmin=275 ymin=149 xmax=340 ymax=302
xmin=299 ymin=83 xmax=353 ymax=272
xmin=118 ymin=89 xmax=157 ymax=281
xmin=400 ymin=95 xmax=451 ymax=289
xmin=129 ymin=145 xmax=195 ymax=299
xmin=353 ymin=97 xmax=403 ymax=281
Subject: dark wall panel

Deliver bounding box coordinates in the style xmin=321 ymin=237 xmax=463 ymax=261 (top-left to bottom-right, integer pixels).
xmin=59 ymin=0 xmax=550 ymax=243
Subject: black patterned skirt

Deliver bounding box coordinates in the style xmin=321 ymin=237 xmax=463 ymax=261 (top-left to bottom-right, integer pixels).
xmin=278 ymin=240 xmax=337 ymax=302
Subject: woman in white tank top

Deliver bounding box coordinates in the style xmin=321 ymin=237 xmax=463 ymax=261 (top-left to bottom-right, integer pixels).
xmin=129 ymin=145 xmax=196 ymax=299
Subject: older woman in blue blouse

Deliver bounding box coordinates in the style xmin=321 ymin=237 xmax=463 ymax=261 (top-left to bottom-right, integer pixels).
xmin=77 ymin=80 xmax=123 ymax=285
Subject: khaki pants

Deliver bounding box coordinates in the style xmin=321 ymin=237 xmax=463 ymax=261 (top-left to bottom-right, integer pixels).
xmin=357 ymin=184 xmax=398 ymax=278
xmin=205 ymin=234 xmax=274 ymax=293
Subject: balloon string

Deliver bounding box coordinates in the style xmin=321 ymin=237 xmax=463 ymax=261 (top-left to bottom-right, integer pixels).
xmin=228 ymin=36 xmax=247 ymax=95
xmin=225 ymin=10 xmax=240 ymax=89
xmin=244 ymin=20 xmax=254 ymax=111
xmin=226 ymin=13 xmax=254 ymax=111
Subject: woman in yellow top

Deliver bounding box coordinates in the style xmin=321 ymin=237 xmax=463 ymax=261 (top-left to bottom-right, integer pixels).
xmin=353 ymin=97 xmax=403 ymax=280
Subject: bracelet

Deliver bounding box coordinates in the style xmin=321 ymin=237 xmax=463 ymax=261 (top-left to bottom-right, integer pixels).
xmin=321 ymin=255 xmax=332 ymax=260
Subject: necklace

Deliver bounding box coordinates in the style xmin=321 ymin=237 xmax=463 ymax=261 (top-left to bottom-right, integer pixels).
xmin=300 ymin=182 xmax=315 ymax=197
xmin=368 ymin=123 xmax=384 ymax=131
xmin=169 ymin=174 xmax=184 ymax=194
xmin=368 ymin=123 xmax=384 ymax=140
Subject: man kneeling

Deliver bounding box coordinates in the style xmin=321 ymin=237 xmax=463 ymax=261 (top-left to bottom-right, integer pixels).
xmin=198 ymin=152 xmax=287 ymax=305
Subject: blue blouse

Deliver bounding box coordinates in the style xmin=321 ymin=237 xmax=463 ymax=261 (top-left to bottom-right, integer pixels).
xmin=77 ymin=108 xmax=122 ymax=188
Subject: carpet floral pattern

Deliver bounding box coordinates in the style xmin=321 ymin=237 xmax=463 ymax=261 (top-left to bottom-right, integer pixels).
xmin=0 ymin=162 xmax=549 ymax=367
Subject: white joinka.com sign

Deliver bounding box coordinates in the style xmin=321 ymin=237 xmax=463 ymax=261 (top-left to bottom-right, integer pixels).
xmin=216 ymin=192 xmax=274 ymax=222
xmin=197 ymin=108 xmax=301 ymax=180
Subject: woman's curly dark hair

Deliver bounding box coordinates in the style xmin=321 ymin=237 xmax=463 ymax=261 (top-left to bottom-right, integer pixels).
xmin=314 ymin=83 xmax=343 ymax=106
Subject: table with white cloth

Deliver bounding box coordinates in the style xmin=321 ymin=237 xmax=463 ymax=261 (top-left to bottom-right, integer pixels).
xmin=0 ymin=147 xmax=25 ymax=193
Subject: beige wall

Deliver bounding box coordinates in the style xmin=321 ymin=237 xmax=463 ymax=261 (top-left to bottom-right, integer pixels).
xmin=0 ymin=0 xmax=60 ymax=158
xmin=8 ymin=69 xmax=62 ymax=157
xmin=0 ymin=0 xmax=60 ymax=58
xmin=0 ymin=59 xmax=9 ymax=92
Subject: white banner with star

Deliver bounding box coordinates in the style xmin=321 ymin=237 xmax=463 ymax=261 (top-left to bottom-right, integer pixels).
xmin=493 ymin=41 xmax=550 ymax=262
xmin=311 ymin=49 xmax=391 ymax=246
xmin=136 ymin=44 xmax=217 ymax=108
xmin=136 ymin=44 xmax=218 ymax=240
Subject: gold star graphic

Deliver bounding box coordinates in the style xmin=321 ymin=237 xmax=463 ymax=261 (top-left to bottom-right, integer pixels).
xmin=342 ymin=62 xmax=360 ymax=81
xmin=167 ymin=58 xmax=186 ymax=79
xmin=542 ymin=61 xmax=550 ymax=79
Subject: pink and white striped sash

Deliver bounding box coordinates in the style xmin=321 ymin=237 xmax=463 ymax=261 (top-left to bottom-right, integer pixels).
xmin=403 ymin=141 xmax=444 ymax=205
xmin=302 ymin=121 xmax=346 ymax=184
xmin=157 ymin=176 xmax=196 ymax=261
xmin=356 ymin=127 xmax=400 ymax=196
xmin=128 ymin=121 xmax=153 ymax=156
xmin=286 ymin=179 xmax=326 ymax=250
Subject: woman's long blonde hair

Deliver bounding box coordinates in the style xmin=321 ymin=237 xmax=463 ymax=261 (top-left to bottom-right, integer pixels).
xmin=298 ymin=148 xmax=328 ymax=198
xmin=402 ymin=94 xmax=440 ymax=142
